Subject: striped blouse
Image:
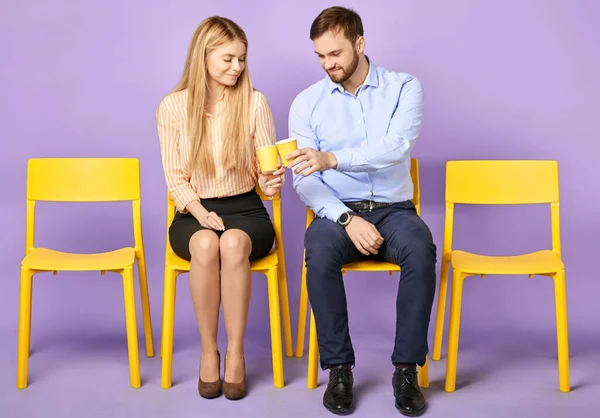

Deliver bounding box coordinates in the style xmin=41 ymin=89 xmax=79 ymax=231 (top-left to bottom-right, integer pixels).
xmin=156 ymin=89 xmax=276 ymax=211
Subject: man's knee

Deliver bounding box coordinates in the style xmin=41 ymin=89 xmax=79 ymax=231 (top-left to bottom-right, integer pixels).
xmin=305 ymin=219 xmax=348 ymax=264
xmin=407 ymin=233 xmax=436 ymax=261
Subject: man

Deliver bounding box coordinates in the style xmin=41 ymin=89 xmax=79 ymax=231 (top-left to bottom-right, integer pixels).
xmin=286 ymin=6 xmax=437 ymax=416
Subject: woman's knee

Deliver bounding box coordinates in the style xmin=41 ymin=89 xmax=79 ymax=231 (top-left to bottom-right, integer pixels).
xmin=219 ymin=230 xmax=252 ymax=263
xmin=189 ymin=230 xmax=220 ymax=264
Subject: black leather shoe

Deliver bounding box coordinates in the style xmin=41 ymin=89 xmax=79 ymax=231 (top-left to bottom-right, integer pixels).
xmin=323 ymin=364 xmax=354 ymax=415
xmin=392 ymin=365 xmax=426 ymax=416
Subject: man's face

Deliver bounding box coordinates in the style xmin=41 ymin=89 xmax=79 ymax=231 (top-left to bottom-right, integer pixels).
xmin=313 ymin=29 xmax=361 ymax=84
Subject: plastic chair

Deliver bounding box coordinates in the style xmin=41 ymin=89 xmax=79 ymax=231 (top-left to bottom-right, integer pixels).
xmin=17 ymin=158 xmax=154 ymax=389
xmin=431 ymin=160 xmax=569 ymax=392
xmin=295 ymin=158 xmax=429 ymax=389
xmin=160 ymin=189 xmax=294 ymax=389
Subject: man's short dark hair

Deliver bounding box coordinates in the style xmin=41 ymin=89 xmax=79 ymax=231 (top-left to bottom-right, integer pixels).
xmin=310 ymin=6 xmax=364 ymax=43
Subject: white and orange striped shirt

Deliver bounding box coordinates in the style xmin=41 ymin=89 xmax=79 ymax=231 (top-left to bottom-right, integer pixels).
xmin=156 ymin=89 xmax=276 ymax=211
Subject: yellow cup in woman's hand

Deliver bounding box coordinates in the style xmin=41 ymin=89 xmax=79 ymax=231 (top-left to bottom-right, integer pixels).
xmin=256 ymin=145 xmax=279 ymax=174
xmin=275 ymin=138 xmax=298 ymax=167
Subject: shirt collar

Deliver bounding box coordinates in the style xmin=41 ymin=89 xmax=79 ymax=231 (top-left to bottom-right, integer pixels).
xmin=328 ymin=57 xmax=379 ymax=94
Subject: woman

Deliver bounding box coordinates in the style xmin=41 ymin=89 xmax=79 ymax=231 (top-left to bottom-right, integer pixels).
xmin=156 ymin=16 xmax=285 ymax=400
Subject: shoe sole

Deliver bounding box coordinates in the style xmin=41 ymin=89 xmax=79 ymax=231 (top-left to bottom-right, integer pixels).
xmin=395 ymin=405 xmax=426 ymax=417
xmin=199 ymin=391 xmax=222 ymax=399
xmin=224 ymin=393 xmax=247 ymax=401
xmin=323 ymin=401 xmax=355 ymax=415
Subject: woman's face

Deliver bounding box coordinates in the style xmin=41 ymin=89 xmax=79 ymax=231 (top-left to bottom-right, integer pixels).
xmin=206 ymin=39 xmax=247 ymax=87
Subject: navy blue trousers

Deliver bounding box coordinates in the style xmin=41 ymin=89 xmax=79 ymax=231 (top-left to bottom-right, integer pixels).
xmin=305 ymin=201 xmax=437 ymax=369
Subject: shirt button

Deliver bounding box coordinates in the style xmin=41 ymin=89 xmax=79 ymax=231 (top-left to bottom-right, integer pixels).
xmin=357 ymin=119 xmax=362 ymax=124
xmin=365 ymin=184 xmax=370 ymax=188
xmin=360 ymin=141 xmax=366 ymax=147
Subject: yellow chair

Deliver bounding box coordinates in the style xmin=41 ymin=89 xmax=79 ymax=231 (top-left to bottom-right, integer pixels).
xmin=17 ymin=158 xmax=154 ymax=389
xmin=431 ymin=160 xmax=569 ymax=392
xmin=160 ymin=189 xmax=294 ymax=389
xmin=295 ymin=158 xmax=429 ymax=389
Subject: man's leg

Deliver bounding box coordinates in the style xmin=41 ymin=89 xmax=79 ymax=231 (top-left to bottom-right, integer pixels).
xmin=372 ymin=202 xmax=437 ymax=365
xmin=305 ymin=217 xmax=364 ymax=369
xmin=371 ymin=202 xmax=436 ymax=416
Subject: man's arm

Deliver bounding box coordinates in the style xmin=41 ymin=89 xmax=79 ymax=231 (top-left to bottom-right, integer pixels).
xmin=288 ymin=94 xmax=349 ymax=222
xmin=334 ymin=76 xmax=424 ymax=173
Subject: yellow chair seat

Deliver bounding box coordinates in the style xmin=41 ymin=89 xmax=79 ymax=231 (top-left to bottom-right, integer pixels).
xmin=22 ymin=247 xmax=135 ymax=271
xmin=343 ymin=260 xmax=400 ymax=272
xmin=451 ymin=249 xmax=564 ymax=275
xmin=165 ymin=248 xmax=279 ymax=271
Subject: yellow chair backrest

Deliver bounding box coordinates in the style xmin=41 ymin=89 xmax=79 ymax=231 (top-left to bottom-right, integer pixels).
xmin=410 ymin=158 xmax=420 ymax=215
xmin=166 ymin=188 xmax=283 ymax=258
xmin=25 ymin=158 xmax=143 ymax=253
xmin=444 ymin=160 xmax=561 ymax=254
xmin=445 ymin=160 xmax=559 ymax=205
xmin=27 ymin=158 xmax=140 ymax=202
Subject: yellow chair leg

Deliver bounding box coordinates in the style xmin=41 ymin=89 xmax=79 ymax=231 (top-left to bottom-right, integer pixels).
xmin=553 ymin=270 xmax=570 ymax=392
xmin=136 ymin=252 xmax=154 ymax=358
xmin=27 ymin=271 xmax=34 ymax=359
xmin=433 ymin=255 xmax=450 ymax=361
xmin=160 ymin=296 xmax=164 ymax=359
xmin=161 ymin=268 xmax=177 ymax=389
xmin=16 ymin=268 xmax=34 ymax=389
xmin=445 ymin=270 xmax=465 ymax=392
xmin=122 ymin=266 xmax=141 ymax=389
xmin=277 ymin=261 xmax=294 ymax=358
xmin=418 ymin=356 xmax=429 ymax=388
xmin=266 ymin=266 xmax=285 ymax=388
xmin=307 ymin=311 xmax=319 ymax=389
xmin=159 ymin=266 xmax=166 ymax=360
xmin=295 ymin=256 xmax=309 ymax=358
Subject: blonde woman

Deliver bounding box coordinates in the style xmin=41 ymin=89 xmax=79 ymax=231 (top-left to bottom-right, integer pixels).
xmin=156 ymin=16 xmax=285 ymax=400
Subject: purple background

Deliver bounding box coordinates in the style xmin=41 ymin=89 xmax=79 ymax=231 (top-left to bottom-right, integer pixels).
xmin=1 ymin=0 xmax=599 ymax=416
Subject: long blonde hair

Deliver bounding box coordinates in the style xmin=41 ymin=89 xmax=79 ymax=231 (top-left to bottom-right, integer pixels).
xmin=173 ymin=16 xmax=253 ymax=176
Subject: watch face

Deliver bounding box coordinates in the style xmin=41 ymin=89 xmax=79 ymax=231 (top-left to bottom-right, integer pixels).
xmin=339 ymin=212 xmax=349 ymax=224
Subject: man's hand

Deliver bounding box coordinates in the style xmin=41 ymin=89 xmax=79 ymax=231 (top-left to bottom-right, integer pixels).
xmin=345 ymin=216 xmax=384 ymax=256
xmin=285 ymin=147 xmax=337 ymax=176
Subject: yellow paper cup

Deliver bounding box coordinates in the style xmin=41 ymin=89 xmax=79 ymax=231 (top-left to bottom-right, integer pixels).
xmin=276 ymin=138 xmax=298 ymax=167
xmin=256 ymin=145 xmax=279 ymax=174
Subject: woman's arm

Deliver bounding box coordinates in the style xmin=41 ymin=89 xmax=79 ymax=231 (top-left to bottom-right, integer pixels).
xmin=156 ymin=99 xmax=224 ymax=230
xmin=253 ymin=92 xmax=285 ymax=197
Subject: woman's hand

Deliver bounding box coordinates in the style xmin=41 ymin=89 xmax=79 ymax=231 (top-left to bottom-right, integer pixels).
xmin=198 ymin=211 xmax=225 ymax=231
xmin=258 ymin=164 xmax=285 ymax=197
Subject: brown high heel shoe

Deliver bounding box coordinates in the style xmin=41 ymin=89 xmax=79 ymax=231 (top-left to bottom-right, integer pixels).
xmin=198 ymin=351 xmax=221 ymax=399
xmin=223 ymin=353 xmax=247 ymax=400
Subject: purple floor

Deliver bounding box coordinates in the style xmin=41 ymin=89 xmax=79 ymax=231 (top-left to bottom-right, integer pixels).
xmin=1 ymin=315 xmax=598 ymax=417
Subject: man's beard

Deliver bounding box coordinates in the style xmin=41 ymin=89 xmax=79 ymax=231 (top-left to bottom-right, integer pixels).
xmin=327 ymin=50 xmax=359 ymax=84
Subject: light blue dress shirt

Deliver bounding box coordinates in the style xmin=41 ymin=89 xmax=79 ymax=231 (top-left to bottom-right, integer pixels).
xmin=288 ymin=60 xmax=424 ymax=222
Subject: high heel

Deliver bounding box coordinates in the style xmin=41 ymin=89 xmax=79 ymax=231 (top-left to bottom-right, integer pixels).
xmin=198 ymin=351 xmax=222 ymax=399
xmin=223 ymin=353 xmax=247 ymax=400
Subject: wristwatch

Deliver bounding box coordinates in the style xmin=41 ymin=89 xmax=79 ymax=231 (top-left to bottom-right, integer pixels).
xmin=337 ymin=211 xmax=354 ymax=227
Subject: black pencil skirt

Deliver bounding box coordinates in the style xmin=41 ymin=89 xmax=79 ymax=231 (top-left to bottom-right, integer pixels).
xmin=169 ymin=190 xmax=275 ymax=261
